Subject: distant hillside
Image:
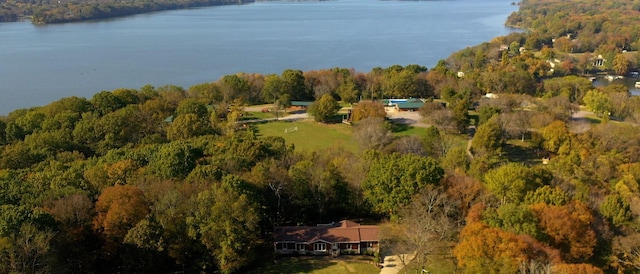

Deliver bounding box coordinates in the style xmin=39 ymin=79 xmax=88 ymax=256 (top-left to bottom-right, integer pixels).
xmin=0 ymin=0 xmax=254 ymax=24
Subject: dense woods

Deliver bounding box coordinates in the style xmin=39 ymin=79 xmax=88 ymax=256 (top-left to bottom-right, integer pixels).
xmin=2 ymin=0 xmax=640 ymax=273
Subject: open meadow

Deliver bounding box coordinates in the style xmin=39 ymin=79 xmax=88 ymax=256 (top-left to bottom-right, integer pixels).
xmin=251 ymin=120 xmax=359 ymax=152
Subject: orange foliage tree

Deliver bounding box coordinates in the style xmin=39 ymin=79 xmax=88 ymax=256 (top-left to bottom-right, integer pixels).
xmin=551 ymin=263 xmax=604 ymax=274
xmin=454 ymin=204 xmax=529 ymax=273
xmin=93 ymin=185 xmax=149 ymax=250
xmin=530 ymin=200 xmax=597 ymax=262
xmin=453 ymin=221 xmax=529 ymax=273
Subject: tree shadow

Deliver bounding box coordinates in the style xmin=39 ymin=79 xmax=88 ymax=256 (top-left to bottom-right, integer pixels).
xmin=389 ymin=120 xmax=413 ymax=133
xmin=502 ymin=142 xmax=539 ymax=165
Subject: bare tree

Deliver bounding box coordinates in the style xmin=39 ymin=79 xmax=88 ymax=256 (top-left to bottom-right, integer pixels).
xmin=389 ymin=185 xmax=459 ymax=272
xmin=353 ymin=117 xmax=392 ymax=150
xmin=499 ymin=110 xmax=530 ymax=141
xmin=387 ymin=136 xmax=426 ymax=156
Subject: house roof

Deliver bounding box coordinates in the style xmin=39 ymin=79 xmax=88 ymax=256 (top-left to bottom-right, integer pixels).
xmin=379 ymin=98 xmax=425 ymax=109
xmin=290 ymin=101 xmax=314 ymax=107
xmin=394 ymin=101 xmax=424 ymax=109
xmin=274 ymin=220 xmax=379 ymax=243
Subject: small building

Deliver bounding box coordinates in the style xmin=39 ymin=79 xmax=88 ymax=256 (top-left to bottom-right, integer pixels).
xmin=274 ymin=220 xmax=379 ymax=256
xmin=380 ymin=98 xmax=424 ymax=111
xmin=288 ymin=101 xmax=314 ymax=112
xmin=393 ymin=100 xmax=424 ymax=111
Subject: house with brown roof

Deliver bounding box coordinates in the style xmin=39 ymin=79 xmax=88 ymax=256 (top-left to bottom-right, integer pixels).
xmin=274 ymin=220 xmax=379 ymax=256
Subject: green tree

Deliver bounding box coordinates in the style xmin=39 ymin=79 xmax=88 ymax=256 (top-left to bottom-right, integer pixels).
xmin=187 ymin=175 xmax=261 ymax=273
xmin=483 ymin=203 xmax=542 ymax=238
xmin=282 ymin=69 xmax=310 ymax=100
xmin=261 ymin=74 xmax=284 ymax=103
xmin=336 ymin=78 xmax=360 ymax=104
xmin=383 ymin=69 xmax=419 ymax=98
xmin=166 ymin=113 xmax=212 ymax=141
xmin=308 ymin=94 xmax=340 ymax=123
xmin=477 ymin=106 xmax=501 ymax=126
xmin=524 ymin=185 xmax=570 ymax=206
xmin=148 ymin=142 xmax=200 ymax=180
xmin=471 ymin=118 xmax=503 ymax=157
xmin=219 ymin=74 xmax=250 ymax=103
xmin=362 ymin=152 xmax=443 ymax=215
xmin=599 ymin=193 xmax=633 ymax=227
xmin=91 ymin=90 xmax=125 ymax=116
xmin=484 ymin=163 xmax=540 ymax=204
xmin=583 ymin=89 xmax=612 ymax=117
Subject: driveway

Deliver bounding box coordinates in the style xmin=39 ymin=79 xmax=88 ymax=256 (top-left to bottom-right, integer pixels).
xmin=386 ymin=110 xmax=430 ymax=128
xmin=380 ymin=253 xmax=416 ymax=274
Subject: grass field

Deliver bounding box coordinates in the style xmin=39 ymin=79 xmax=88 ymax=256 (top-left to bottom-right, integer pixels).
xmin=248 ymin=257 xmax=380 ymax=274
xmin=404 ymin=253 xmax=458 ymax=274
xmin=251 ymin=118 xmax=434 ymax=153
xmin=390 ymin=121 xmax=429 ymax=137
xmin=242 ymin=111 xmax=289 ymax=121
xmin=251 ymin=120 xmax=359 ymax=152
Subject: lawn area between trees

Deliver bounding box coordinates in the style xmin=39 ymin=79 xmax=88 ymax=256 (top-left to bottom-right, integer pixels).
xmin=248 ymin=256 xmax=381 ymax=274
xmin=252 ymin=120 xmax=358 ymax=152
xmin=251 ymin=119 xmax=429 ymax=153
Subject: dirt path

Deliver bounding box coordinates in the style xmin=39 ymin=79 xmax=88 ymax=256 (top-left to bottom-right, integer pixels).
xmin=380 ymin=252 xmax=416 ymax=274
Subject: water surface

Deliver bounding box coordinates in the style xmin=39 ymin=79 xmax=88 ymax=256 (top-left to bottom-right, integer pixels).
xmin=0 ymin=0 xmax=518 ymax=114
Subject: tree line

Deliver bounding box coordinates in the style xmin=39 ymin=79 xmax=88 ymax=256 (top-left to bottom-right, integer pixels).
xmin=0 ymin=0 xmax=253 ymax=24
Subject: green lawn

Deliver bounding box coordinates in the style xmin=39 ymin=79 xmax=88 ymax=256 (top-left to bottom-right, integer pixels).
xmin=242 ymin=111 xmax=288 ymax=121
xmin=391 ymin=123 xmax=429 ymax=137
xmin=249 ymin=257 xmax=380 ymax=274
xmin=404 ymin=253 xmax=458 ymax=274
xmin=252 ymin=120 xmax=359 ymax=152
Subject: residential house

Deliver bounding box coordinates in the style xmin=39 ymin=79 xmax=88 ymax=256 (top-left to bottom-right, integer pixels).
xmin=274 ymin=220 xmax=379 ymax=256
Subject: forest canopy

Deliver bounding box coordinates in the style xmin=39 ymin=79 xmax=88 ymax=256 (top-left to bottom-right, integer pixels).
xmin=2 ymin=0 xmax=640 ymax=273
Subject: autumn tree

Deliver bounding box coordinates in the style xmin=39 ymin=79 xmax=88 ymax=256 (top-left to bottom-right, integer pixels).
xmin=540 ymin=120 xmax=572 ymax=154
xmin=453 ymin=221 xmax=529 ymax=273
xmin=350 ymin=100 xmax=386 ymax=122
xmin=551 ymin=263 xmax=604 ymax=274
xmin=530 ymin=201 xmax=597 ymax=262
xmin=611 ymin=234 xmax=640 ymax=272
xmin=93 ymin=185 xmax=150 ymax=254
xmin=613 ymin=53 xmax=630 ymax=75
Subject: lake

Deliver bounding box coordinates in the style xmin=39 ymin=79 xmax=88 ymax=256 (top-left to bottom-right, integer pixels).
xmin=0 ymin=0 xmax=518 ymax=114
